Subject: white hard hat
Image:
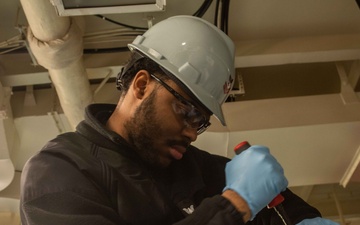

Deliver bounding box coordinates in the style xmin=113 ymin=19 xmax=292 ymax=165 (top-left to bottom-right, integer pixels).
xmin=128 ymin=15 xmax=235 ymax=126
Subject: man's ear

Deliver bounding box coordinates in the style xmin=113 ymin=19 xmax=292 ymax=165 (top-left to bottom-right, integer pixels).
xmin=132 ymin=70 xmax=152 ymax=99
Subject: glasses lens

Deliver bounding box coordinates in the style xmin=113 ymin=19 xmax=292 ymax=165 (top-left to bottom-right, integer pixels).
xmin=150 ymin=73 xmax=211 ymax=134
xmin=172 ymin=101 xmax=210 ymax=134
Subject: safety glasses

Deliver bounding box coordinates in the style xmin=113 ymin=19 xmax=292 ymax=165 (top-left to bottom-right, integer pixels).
xmin=150 ymin=74 xmax=211 ymax=134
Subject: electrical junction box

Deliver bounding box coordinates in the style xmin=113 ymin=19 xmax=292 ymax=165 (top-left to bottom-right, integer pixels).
xmin=50 ymin=0 xmax=166 ymax=16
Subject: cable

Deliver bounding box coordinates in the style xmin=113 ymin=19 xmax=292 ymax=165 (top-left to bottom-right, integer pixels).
xmin=214 ymin=0 xmax=220 ymax=26
xmin=0 ymin=35 xmax=26 ymax=55
xmin=274 ymin=206 xmax=288 ymax=225
xmin=0 ymin=46 xmax=26 ymax=55
xmin=95 ymin=15 xmax=148 ymax=30
xmin=193 ymin=0 xmax=213 ymax=17
xmin=213 ymin=0 xmax=230 ymax=34
xmin=220 ymin=0 xmax=230 ymax=34
xmin=82 ymin=21 xmax=145 ymax=50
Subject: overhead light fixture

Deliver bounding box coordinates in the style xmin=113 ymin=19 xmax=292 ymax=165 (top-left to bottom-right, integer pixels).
xmin=50 ymin=0 xmax=166 ymax=16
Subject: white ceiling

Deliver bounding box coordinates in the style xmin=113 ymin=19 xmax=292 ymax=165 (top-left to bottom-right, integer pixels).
xmin=2 ymin=0 xmax=360 ymax=42
xmin=1 ymin=0 xmax=360 ymax=224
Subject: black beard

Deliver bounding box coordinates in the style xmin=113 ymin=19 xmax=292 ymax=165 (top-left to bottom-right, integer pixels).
xmin=124 ymin=91 xmax=165 ymax=168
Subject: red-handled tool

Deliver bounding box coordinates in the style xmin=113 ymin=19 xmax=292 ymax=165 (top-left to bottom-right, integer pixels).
xmin=234 ymin=141 xmax=284 ymax=208
xmin=234 ymin=141 xmax=292 ymax=225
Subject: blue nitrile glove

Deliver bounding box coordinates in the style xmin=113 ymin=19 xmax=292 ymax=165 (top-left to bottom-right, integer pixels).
xmin=223 ymin=145 xmax=288 ymax=220
xmin=296 ymin=217 xmax=340 ymax=225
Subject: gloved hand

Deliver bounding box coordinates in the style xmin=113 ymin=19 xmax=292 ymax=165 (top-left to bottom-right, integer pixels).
xmin=296 ymin=217 xmax=340 ymax=225
xmin=223 ymin=145 xmax=288 ymax=220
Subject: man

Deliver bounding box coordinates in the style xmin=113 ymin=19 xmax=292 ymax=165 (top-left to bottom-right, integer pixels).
xmin=20 ymin=16 xmax=338 ymax=225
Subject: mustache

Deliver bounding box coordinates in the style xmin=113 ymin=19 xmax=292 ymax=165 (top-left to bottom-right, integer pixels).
xmin=167 ymin=139 xmax=191 ymax=148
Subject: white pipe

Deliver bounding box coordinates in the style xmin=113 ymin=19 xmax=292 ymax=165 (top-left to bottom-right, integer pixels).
xmin=332 ymin=185 xmax=346 ymax=225
xmin=0 ymin=83 xmax=16 ymax=191
xmin=20 ymin=0 xmax=70 ymax=42
xmin=20 ymin=0 xmax=93 ymax=130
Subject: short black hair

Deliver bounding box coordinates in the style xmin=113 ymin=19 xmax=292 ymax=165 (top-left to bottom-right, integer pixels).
xmin=116 ymin=51 xmax=168 ymax=95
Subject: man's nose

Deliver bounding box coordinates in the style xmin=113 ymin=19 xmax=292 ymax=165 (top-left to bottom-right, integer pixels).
xmin=182 ymin=126 xmax=198 ymax=143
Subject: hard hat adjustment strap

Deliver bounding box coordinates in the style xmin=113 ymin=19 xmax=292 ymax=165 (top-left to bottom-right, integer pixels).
xmin=116 ymin=51 xmax=145 ymax=90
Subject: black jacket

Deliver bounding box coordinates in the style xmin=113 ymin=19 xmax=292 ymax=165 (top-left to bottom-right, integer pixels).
xmin=20 ymin=103 xmax=321 ymax=225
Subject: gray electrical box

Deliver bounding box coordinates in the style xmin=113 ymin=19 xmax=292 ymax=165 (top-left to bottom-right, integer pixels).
xmin=51 ymin=0 xmax=166 ymax=16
